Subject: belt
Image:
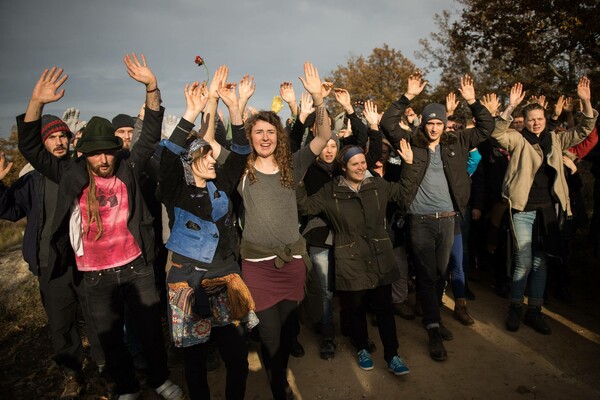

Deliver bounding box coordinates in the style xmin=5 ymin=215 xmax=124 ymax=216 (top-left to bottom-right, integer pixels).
xmin=412 ymin=212 xmax=457 ymax=219
xmin=84 ymin=258 xmax=143 ymax=274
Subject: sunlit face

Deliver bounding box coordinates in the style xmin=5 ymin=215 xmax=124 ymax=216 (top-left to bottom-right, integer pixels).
xmin=43 ymin=132 xmax=69 ymax=158
xmin=115 ymin=127 xmax=134 ymax=150
xmin=191 ymin=150 xmax=216 ymax=187
xmin=511 ymin=116 xmax=525 ymax=132
xmin=87 ymin=151 xmax=117 ymax=177
xmin=343 ymin=153 xmax=367 ymax=185
xmin=424 ymin=119 xmax=445 ymax=144
xmin=250 ymin=120 xmax=278 ymax=159
xmin=524 ymin=110 xmax=546 ymax=135
xmin=318 ymin=139 xmax=338 ymax=164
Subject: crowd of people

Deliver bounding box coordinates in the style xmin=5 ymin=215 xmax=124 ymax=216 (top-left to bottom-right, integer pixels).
xmin=0 ymin=53 xmax=598 ymax=400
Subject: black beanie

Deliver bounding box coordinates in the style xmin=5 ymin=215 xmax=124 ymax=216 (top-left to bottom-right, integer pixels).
xmin=420 ymin=103 xmax=447 ymax=128
xmin=112 ymin=114 xmax=135 ymax=130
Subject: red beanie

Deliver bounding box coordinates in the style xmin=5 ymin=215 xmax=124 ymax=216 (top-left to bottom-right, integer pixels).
xmin=41 ymin=115 xmax=72 ymax=142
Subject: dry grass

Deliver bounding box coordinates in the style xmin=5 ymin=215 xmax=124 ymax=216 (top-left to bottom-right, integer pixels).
xmin=0 ymin=220 xmax=26 ymax=253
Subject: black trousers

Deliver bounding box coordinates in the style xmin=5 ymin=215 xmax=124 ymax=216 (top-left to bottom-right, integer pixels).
xmin=183 ymin=324 xmax=249 ymax=400
xmin=256 ymin=300 xmax=298 ymax=400
xmin=338 ymin=285 xmax=399 ymax=362
xmin=38 ymin=264 xmax=104 ymax=374
xmin=408 ymin=215 xmax=455 ymax=327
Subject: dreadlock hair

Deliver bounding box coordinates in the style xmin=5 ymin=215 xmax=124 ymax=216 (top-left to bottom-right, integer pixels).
xmin=85 ymin=164 xmax=103 ymax=240
xmin=244 ymin=111 xmax=295 ymax=189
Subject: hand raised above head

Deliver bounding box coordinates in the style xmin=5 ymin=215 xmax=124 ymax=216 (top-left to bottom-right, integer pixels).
xmin=458 ymin=74 xmax=476 ymax=103
xmin=298 ymin=61 xmax=323 ymax=96
xmin=405 ymin=72 xmax=428 ymax=99
xmin=124 ymin=53 xmax=157 ymax=87
xmin=577 ymin=76 xmax=591 ymax=101
xmin=31 ymin=67 xmax=68 ymax=105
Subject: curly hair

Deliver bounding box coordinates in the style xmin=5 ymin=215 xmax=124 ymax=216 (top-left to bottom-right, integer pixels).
xmin=244 ymin=111 xmax=295 ymax=189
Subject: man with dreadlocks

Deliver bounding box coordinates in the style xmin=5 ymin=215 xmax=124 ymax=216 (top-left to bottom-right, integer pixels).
xmin=17 ymin=54 xmax=184 ymax=400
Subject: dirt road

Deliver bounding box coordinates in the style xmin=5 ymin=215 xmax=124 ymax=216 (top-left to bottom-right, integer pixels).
xmin=1 ymin=246 xmax=599 ymax=400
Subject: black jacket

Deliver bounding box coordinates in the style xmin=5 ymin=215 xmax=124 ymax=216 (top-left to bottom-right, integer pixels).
xmin=381 ymin=96 xmax=494 ymax=216
xmin=17 ymin=107 xmax=164 ymax=273
xmin=0 ymin=170 xmax=57 ymax=277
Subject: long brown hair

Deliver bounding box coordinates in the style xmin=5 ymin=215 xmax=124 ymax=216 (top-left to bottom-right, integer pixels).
xmin=244 ymin=111 xmax=294 ymax=189
xmin=85 ymin=165 xmax=103 ymax=240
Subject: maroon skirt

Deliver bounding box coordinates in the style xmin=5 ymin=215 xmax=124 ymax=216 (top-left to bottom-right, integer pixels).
xmin=242 ymin=257 xmax=306 ymax=311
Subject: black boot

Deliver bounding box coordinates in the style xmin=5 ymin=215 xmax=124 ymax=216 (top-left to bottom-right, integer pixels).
xmin=427 ymin=328 xmax=447 ymax=361
xmin=505 ymin=303 xmax=523 ymax=332
xmin=524 ymin=306 xmax=551 ymax=335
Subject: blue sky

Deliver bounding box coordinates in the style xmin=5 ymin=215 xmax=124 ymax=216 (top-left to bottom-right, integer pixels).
xmin=0 ymin=0 xmax=458 ymax=137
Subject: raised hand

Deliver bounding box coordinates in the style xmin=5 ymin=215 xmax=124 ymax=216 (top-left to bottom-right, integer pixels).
xmin=508 ymin=83 xmax=526 ymax=108
xmin=362 ymin=100 xmax=379 ymax=129
xmin=30 ymin=67 xmax=68 ymax=105
xmin=299 ymin=92 xmax=314 ymax=123
xmin=218 ymin=82 xmax=239 ymax=110
xmin=238 ymin=74 xmax=256 ymax=102
xmin=0 ymin=153 xmax=13 ymax=181
xmin=405 ymin=72 xmax=428 ymax=100
xmin=481 ymin=93 xmax=500 ymax=116
xmin=530 ymin=94 xmax=548 ymax=109
xmin=553 ymin=95 xmax=566 ymax=119
xmin=279 ymin=82 xmax=296 ymax=104
xmin=334 ymin=88 xmax=353 ymax=113
xmin=321 ymin=82 xmax=334 ymax=99
xmin=398 ymin=139 xmax=413 ymax=164
xmin=458 ymin=75 xmax=476 ymax=104
xmin=123 ymin=53 xmax=157 ymax=87
xmin=563 ymin=97 xmax=574 ymax=112
xmin=298 ymin=61 xmax=323 ymax=96
xmin=577 ymin=76 xmax=591 ymax=101
xmin=61 ymin=107 xmax=84 ymax=133
xmin=181 ymin=82 xmax=209 ymax=126
xmin=208 ymin=65 xmax=229 ymax=100
xmin=446 ymin=92 xmax=460 ymax=116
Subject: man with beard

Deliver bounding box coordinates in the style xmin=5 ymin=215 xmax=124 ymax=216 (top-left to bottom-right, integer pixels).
xmin=17 ymin=54 xmax=183 ymax=400
xmin=1 ymin=115 xmax=103 ymax=399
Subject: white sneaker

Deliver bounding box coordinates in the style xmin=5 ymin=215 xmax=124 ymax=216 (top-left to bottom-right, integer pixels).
xmin=155 ymin=379 xmax=185 ymax=400
xmin=118 ymin=392 xmax=141 ymax=400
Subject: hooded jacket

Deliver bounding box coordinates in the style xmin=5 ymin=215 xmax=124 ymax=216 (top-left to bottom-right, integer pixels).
xmin=297 ymin=174 xmax=407 ymax=291
xmin=380 ymin=95 xmax=495 ymax=217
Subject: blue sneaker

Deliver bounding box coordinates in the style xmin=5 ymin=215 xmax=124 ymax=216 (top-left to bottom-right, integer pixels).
xmin=357 ymin=349 xmax=374 ymax=370
xmin=388 ymin=355 xmax=410 ymax=376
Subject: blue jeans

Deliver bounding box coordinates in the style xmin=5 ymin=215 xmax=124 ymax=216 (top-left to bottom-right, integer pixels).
xmin=511 ymin=211 xmax=547 ymax=306
xmin=83 ymin=257 xmax=169 ymax=394
xmin=310 ymin=246 xmax=334 ymax=338
xmin=448 ymin=233 xmax=466 ymax=298
xmin=408 ymin=215 xmax=455 ymax=327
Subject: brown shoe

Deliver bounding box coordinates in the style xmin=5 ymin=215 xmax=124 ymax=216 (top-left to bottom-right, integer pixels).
xmin=393 ymin=301 xmax=416 ymax=320
xmin=453 ymin=298 xmax=475 ymax=326
xmin=60 ymin=374 xmax=81 ymax=399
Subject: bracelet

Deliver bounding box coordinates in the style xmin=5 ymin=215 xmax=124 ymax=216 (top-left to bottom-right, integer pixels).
xmin=146 ymin=87 xmax=159 ymax=93
xmin=313 ymin=101 xmax=324 ymax=107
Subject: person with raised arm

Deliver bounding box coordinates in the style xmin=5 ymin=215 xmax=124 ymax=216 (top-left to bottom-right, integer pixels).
xmin=17 ymin=54 xmax=184 ymax=400
xmin=492 ymin=78 xmax=597 ymax=335
xmin=157 ymin=65 xmax=255 ymax=400
xmin=238 ymin=61 xmax=331 ymax=400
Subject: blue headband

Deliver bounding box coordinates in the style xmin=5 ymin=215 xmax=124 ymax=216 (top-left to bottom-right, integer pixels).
xmin=342 ymin=146 xmax=364 ymax=164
